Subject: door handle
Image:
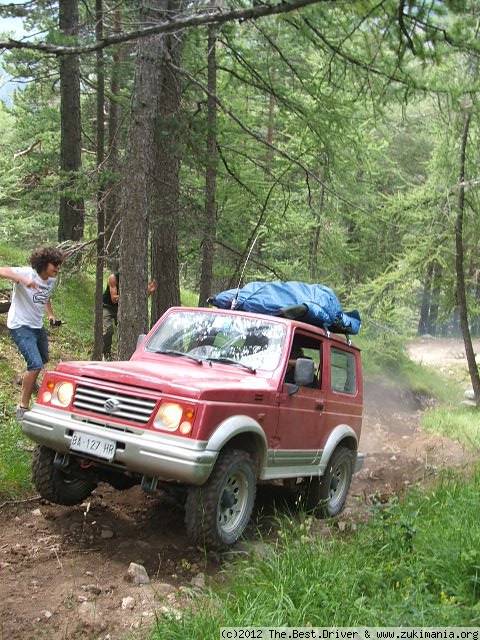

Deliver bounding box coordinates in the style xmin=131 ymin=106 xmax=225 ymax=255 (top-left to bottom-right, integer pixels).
xmin=315 ymin=401 xmax=324 ymax=410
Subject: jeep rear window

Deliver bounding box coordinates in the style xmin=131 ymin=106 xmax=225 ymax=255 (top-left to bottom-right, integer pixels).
xmin=330 ymin=348 xmax=356 ymax=394
xmin=146 ymin=311 xmax=286 ymax=371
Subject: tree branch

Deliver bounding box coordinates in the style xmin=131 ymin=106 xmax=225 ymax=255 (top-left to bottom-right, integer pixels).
xmin=0 ymin=0 xmax=332 ymax=55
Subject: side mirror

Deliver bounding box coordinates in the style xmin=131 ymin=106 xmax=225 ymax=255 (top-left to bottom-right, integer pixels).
xmin=294 ymin=358 xmax=315 ymax=387
xmin=136 ymin=333 xmax=146 ymax=348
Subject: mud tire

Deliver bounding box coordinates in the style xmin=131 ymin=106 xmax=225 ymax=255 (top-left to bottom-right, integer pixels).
xmin=317 ymin=446 xmax=354 ymax=517
xmin=185 ymin=449 xmax=256 ymax=550
xmin=32 ymin=445 xmax=97 ymax=506
xmin=293 ymin=446 xmax=354 ymax=517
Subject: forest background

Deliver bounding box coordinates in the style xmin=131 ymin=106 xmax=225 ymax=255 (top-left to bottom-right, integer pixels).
xmin=0 ymin=0 xmax=479 ymax=379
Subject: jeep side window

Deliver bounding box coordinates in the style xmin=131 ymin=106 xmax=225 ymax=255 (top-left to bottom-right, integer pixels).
xmin=284 ymin=335 xmax=322 ymax=388
xmin=331 ymin=348 xmax=356 ymax=394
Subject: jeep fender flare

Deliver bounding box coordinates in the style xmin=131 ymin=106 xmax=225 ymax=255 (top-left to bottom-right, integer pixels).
xmin=318 ymin=424 xmax=358 ymax=475
xmin=206 ymin=415 xmax=268 ymax=474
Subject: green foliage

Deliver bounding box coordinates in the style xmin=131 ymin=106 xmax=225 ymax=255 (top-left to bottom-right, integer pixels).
xmin=0 ymin=354 xmax=32 ymax=496
xmin=151 ymin=468 xmax=480 ymax=637
xmin=422 ymin=406 xmax=480 ymax=450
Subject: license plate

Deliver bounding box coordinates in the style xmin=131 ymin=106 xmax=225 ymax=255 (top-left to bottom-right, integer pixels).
xmin=70 ymin=431 xmax=116 ymax=461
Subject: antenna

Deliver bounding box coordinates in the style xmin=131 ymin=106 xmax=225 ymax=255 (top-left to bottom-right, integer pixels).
xmin=231 ymin=233 xmax=260 ymax=309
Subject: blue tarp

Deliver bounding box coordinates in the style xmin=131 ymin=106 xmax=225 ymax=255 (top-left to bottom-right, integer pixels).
xmin=209 ymin=281 xmax=361 ymax=335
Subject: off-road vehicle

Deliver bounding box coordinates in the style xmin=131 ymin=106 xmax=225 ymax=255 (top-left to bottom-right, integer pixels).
xmin=22 ymin=306 xmax=363 ymax=549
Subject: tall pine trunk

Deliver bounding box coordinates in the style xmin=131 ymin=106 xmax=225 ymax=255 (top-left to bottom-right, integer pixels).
xmin=118 ymin=2 xmax=168 ymax=359
xmin=455 ymin=109 xmax=480 ymax=403
xmin=417 ymin=262 xmax=434 ymax=335
xmin=105 ymin=7 xmax=123 ymax=269
xmin=93 ymin=0 xmax=105 ymax=360
xmin=150 ymin=0 xmax=184 ymax=324
xmin=58 ymin=0 xmax=84 ymax=241
xmin=198 ymin=20 xmax=218 ymax=307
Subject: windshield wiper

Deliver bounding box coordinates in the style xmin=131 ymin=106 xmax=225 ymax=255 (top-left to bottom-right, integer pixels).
xmin=155 ymin=349 xmax=203 ymax=365
xmin=206 ymin=357 xmax=256 ymax=374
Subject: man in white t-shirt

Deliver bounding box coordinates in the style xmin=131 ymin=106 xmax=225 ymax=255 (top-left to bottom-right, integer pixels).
xmin=0 ymin=246 xmax=64 ymax=420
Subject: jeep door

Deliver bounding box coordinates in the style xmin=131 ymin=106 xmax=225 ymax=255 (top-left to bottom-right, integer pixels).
xmin=324 ymin=344 xmax=362 ymax=441
xmin=273 ymin=331 xmax=327 ymax=473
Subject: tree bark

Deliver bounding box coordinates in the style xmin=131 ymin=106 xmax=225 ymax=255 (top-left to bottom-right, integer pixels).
xmin=417 ymin=262 xmax=433 ymax=335
xmin=57 ymin=0 xmax=84 ymax=241
xmin=427 ymin=261 xmax=442 ymax=336
xmin=93 ymin=0 xmax=105 ymax=361
xmin=150 ymin=0 xmax=184 ymax=324
xmin=118 ymin=1 xmax=168 ymax=359
xmin=455 ymin=109 xmax=480 ymax=403
xmin=198 ymin=17 xmax=218 ymax=307
xmin=104 ymin=6 xmax=123 ymax=270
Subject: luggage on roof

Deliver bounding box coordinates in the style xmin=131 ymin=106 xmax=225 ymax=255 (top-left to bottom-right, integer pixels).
xmin=209 ymin=281 xmax=361 ymax=335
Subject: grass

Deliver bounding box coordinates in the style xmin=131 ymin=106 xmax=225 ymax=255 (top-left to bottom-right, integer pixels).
xmin=422 ymin=406 xmax=480 ymax=450
xmin=151 ymin=469 xmax=480 ymax=637
xmin=0 ymin=351 xmax=32 ymax=496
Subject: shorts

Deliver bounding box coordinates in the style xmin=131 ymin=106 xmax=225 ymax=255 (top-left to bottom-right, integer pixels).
xmin=9 ymin=326 xmax=49 ymax=371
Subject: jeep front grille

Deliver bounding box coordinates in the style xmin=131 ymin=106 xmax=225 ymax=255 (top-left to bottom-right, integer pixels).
xmin=73 ymin=384 xmax=157 ymax=425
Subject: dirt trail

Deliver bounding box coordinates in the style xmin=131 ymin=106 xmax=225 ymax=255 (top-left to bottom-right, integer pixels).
xmin=0 ymin=339 xmax=475 ymax=640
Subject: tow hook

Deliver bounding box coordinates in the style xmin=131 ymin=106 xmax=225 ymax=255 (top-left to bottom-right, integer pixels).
xmin=141 ymin=475 xmax=158 ymax=493
xmin=79 ymin=460 xmax=95 ymax=469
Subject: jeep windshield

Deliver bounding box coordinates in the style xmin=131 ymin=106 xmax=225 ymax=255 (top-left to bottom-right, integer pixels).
xmin=146 ymin=310 xmax=285 ymax=372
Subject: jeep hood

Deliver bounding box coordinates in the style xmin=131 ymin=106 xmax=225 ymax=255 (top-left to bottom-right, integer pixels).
xmin=55 ymin=358 xmax=275 ymax=399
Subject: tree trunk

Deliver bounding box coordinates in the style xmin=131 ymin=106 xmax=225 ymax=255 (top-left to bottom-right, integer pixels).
xmin=198 ymin=19 xmax=218 ymax=307
xmin=118 ymin=1 xmax=169 ymax=360
xmin=455 ymin=110 xmax=480 ymax=403
xmin=58 ymin=0 xmax=84 ymax=241
xmin=417 ymin=262 xmax=434 ymax=335
xmin=92 ymin=0 xmax=105 ymax=361
xmin=427 ymin=261 xmax=442 ymax=336
xmin=150 ymin=0 xmax=184 ymax=324
xmin=104 ymin=6 xmax=123 ymax=270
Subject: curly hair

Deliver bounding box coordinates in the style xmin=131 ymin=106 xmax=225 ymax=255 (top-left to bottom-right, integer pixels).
xmin=29 ymin=247 xmax=64 ymax=274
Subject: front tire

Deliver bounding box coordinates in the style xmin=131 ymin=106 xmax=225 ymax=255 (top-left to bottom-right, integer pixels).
xmin=185 ymin=449 xmax=256 ymax=550
xmin=32 ymin=446 xmax=97 ymax=506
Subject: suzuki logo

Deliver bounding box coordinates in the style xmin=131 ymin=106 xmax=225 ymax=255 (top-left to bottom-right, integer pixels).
xmin=104 ymin=397 xmax=121 ymax=414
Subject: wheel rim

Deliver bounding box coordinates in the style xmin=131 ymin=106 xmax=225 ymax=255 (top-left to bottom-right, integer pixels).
xmin=328 ymin=459 xmax=349 ymax=511
xmin=217 ymin=469 xmax=250 ymax=535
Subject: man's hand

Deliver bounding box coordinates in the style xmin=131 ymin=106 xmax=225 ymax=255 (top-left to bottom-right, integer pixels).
xmin=147 ymin=280 xmax=157 ymax=296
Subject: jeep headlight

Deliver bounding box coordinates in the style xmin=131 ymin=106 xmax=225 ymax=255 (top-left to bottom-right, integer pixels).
xmin=51 ymin=381 xmax=74 ymax=407
xmin=153 ymin=402 xmax=194 ymax=434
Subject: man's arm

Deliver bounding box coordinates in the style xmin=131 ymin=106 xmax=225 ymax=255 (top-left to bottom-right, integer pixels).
xmin=107 ymin=274 xmax=120 ymax=304
xmin=45 ymin=301 xmax=55 ymax=322
xmin=0 ymin=266 xmax=38 ymax=289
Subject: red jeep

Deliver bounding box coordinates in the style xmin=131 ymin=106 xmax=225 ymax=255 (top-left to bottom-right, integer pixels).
xmin=22 ymin=307 xmax=363 ymax=549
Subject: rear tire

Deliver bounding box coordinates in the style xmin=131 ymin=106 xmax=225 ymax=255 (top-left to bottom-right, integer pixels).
xmin=317 ymin=446 xmax=354 ymax=517
xmin=32 ymin=446 xmax=97 ymax=506
xmin=185 ymin=449 xmax=256 ymax=550
xmin=292 ymin=446 xmax=354 ymax=517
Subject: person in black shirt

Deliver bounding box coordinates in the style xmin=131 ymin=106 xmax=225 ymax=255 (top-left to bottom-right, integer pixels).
xmin=102 ymin=272 xmax=157 ymax=359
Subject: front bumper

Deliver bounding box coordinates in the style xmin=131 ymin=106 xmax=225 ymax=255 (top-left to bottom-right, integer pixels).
xmin=22 ymin=405 xmax=217 ymax=485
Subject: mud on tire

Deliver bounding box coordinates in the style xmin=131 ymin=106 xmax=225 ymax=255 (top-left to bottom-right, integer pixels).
xmin=185 ymin=449 xmax=256 ymax=550
xmin=32 ymin=445 xmax=97 ymax=506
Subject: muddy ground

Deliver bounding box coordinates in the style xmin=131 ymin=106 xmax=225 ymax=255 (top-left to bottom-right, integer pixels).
xmin=0 ymin=338 xmax=476 ymax=640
